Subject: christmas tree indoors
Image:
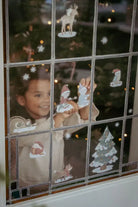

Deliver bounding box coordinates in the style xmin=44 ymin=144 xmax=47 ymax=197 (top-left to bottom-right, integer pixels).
xmin=89 ymin=126 xmax=118 ymax=173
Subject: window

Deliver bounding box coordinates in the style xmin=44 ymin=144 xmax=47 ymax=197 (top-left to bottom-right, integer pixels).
xmin=1 ymin=0 xmax=138 ymax=205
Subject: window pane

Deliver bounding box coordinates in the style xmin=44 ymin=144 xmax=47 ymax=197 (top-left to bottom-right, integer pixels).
xmin=127 ymin=56 xmax=138 ymax=115
xmin=54 ymin=61 xmax=99 ymax=128
xmin=124 ymin=117 xmax=138 ymax=164
xmin=95 ymin=57 xmax=127 ymax=120
xmin=8 ymin=132 xmax=50 ymax=201
xmin=52 ymin=127 xmax=88 ymax=186
xmin=9 ymin=0 xmax=51 ymax=62
xmin=56 ymin=1 xmax=94 ymax=58
xmin=97 ymin=0 xmax=133 ymax=55
xmin=10 ymin=65 xmax=51 ymax=134
xmin=89 ymin=121 xmax=122 ymax=177
xmin=133 ymin=2 xmax=138 ymax=52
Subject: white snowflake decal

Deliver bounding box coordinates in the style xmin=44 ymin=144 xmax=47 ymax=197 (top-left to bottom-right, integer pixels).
xmin=30 ymin=66 xmax=36 ymax=72
xmin=115 ymin=122 xmax=120 ymax=127
xmin=23 ymin=73 xmax=30 ymax=80
xmin=37 ymin=45 xmax=45 ymax=52
xmin=101 ymin=36 xmax=108 ymax=45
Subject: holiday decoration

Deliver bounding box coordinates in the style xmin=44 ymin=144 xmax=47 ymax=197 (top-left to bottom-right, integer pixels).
xmin=23 ymin=73 xmax=30 ymax=81
xmin=64 ymin=132 xmax=71 ymax=139
xmin=110 ymin=69 xmax=122 ymax=87
xmin=37 ymin=44 xmax=45 ymax=52
xmin=10 ymin=116 xmax=37 ymax=134
xmin=77 ymin=83 xmax=90 ymax=108
xmin=30 ymin=141 xmax=46 ymax=158
xmin=30 ymin=66 xmax=36 ymax=73
xmin=89 ymin=126 xmax=118 ymax=173
xmin=115 ymin=122 xmax=120 ymax=127
xmin=128 ymin=108 xmax=133 ymax=114
xmin=56 ymin=84 xmax=73 ymax=113
xmin=58 ymin=4 xmax=78 ymax=38
xmin=54 ymin=164 xmax=73 ymax=183
xmin=101 ymin=36 xmax=108 ymax=44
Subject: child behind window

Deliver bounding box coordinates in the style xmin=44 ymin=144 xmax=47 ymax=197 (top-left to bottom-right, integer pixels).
xmin=10 ymin=67 xmax=99 ymax=187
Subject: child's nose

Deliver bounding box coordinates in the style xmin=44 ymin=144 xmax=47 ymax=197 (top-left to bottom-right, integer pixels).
xmin=43 ymin=95 xmax=50 ymax=102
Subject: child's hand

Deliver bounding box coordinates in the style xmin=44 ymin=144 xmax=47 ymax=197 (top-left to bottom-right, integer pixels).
xmin=54 ymin=100 xmax=79 ymax=128
xmin=79 ymin=77 xmax=97 ymax=94
xmin=78 ymin=77 xmax=97 ymax=120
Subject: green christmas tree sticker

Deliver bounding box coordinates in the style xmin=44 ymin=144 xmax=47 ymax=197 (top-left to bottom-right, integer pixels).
xmin=90 ymin=126 xmax=118 ymax=173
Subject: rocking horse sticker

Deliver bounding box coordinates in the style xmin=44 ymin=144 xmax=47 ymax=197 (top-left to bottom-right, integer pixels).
xmin=58 ymin=4 xmax=78 ymax=38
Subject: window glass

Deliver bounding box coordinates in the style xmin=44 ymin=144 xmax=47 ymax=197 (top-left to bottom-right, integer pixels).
xmin=10 ymin=65 xmax=51 ymax=134
xmin=52 ymin=127 xmax=88 ymax=187
xmin=54 ymin=61 xmax=99 ymax=128
xmin=56 ymin=0 xmax=94 ymax=58
xmin=124 ymin=117 xmax=138 ymax=165
xmin=97 ymin=0 xmax=133 ymax=55
xmin=133 ymin=2 xmax=138 ymax=51
xmin=9 ymin=0 xmax=51 ymax=62
xmin=127 ymin=56 xmax=138 ymax=115
xmin=89 ymin=121 xmax=121 ymax=177
xmin=95 ymin=57 xmax=127 ymax=120
xmin=3 ymin=0 xmax=138 ymax=204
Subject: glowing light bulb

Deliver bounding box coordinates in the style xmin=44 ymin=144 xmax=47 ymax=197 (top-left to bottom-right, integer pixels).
xmin=107 ymin=18 xmax=112 ymax=23
xmin=75 ymin=134 xmax=79 ymax=138
xmin=131 ymin=87 xmax=135 ymax=90
xmin=54 ymin=79 xmax=58 ymax=83
xmin=40 ymin=40 xmax=44 ymax=44
xmin=124 ymin=133 xmax=128 ymax=137
xmin=48 ymin=21 xmax=52 ymax=25
xmin=112 ymin=9 xmax=115 ymax=13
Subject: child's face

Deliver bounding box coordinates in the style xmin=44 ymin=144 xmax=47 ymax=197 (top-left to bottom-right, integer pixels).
xmin=17 ymin=79 xmax=50 ymax=119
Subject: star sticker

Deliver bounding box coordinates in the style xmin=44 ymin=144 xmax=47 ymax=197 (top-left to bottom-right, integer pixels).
xmin=37 ymin=45 xmax=45 ymax=52
xmin=101 ymin=36 xmax=108 ymax=44
xmin=30 ymin=66 xmax=36 ymax=72
xmin=23 ymin=73 xmax=30 ymax=80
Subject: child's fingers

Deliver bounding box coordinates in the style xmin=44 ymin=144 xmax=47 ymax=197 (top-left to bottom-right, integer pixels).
xmin=80 ymin=77 xmax=91 ymax=89
xmin=67 ymin=100 xmax=79 ymax=113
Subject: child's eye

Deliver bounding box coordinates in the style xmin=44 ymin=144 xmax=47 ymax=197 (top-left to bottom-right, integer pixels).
xmin=35 ymin=94 xmax=41 ymax=97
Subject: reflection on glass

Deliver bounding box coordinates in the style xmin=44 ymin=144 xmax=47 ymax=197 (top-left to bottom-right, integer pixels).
xmin=56 ymin=1 xmax=94 ymax=58
xmin=54 ymin=61 xmax=99 ymax=128
xmin=97 ymin=0 xmax=133 ymax=55
xmin=95 ymin=57 xmax=127 ymax=120
xmin=10 ymin=65 xmax=51 ymax=133
xmin=89 ymin=122 xmax=121 ymax=176
xmin=9 ymin=0 xmax=51 ymax=62
xmin=52 ymin=127 xmax=88 ymax=185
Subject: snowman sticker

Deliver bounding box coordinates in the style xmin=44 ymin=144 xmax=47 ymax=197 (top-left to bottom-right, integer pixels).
xmin=110 ymin=69 xmax=122 ymax=87
xmin=56 ymin=84 xmax=73 ymax=113
xmin=77 ymin=83 xmax=90 ymax=108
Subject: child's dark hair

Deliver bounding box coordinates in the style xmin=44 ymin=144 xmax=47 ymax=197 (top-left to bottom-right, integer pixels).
xmin=14 ymin=66 xmax=50 ymax=96
xmin=10 ymin=66 xmax=50 ymax=120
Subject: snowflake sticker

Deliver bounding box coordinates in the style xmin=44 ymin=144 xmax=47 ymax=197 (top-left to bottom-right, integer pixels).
xmin=128 ymin=109 xmax=133 ymax=114
xmin=23 ymin=73 xmax=30 ymax=81
xmin=101 ymin=36 xmax=108 ymax=44
xmin=37 ymin=45 xmax=45 ymax=53
xmin=30 ymin=66 xmax=36 ymax=73
xmin=115 ymin=122 xmax=120 ymax=127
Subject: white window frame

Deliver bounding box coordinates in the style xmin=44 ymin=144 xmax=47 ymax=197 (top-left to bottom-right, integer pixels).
xmin=1 ymin=0 xmax=138 ymax=206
